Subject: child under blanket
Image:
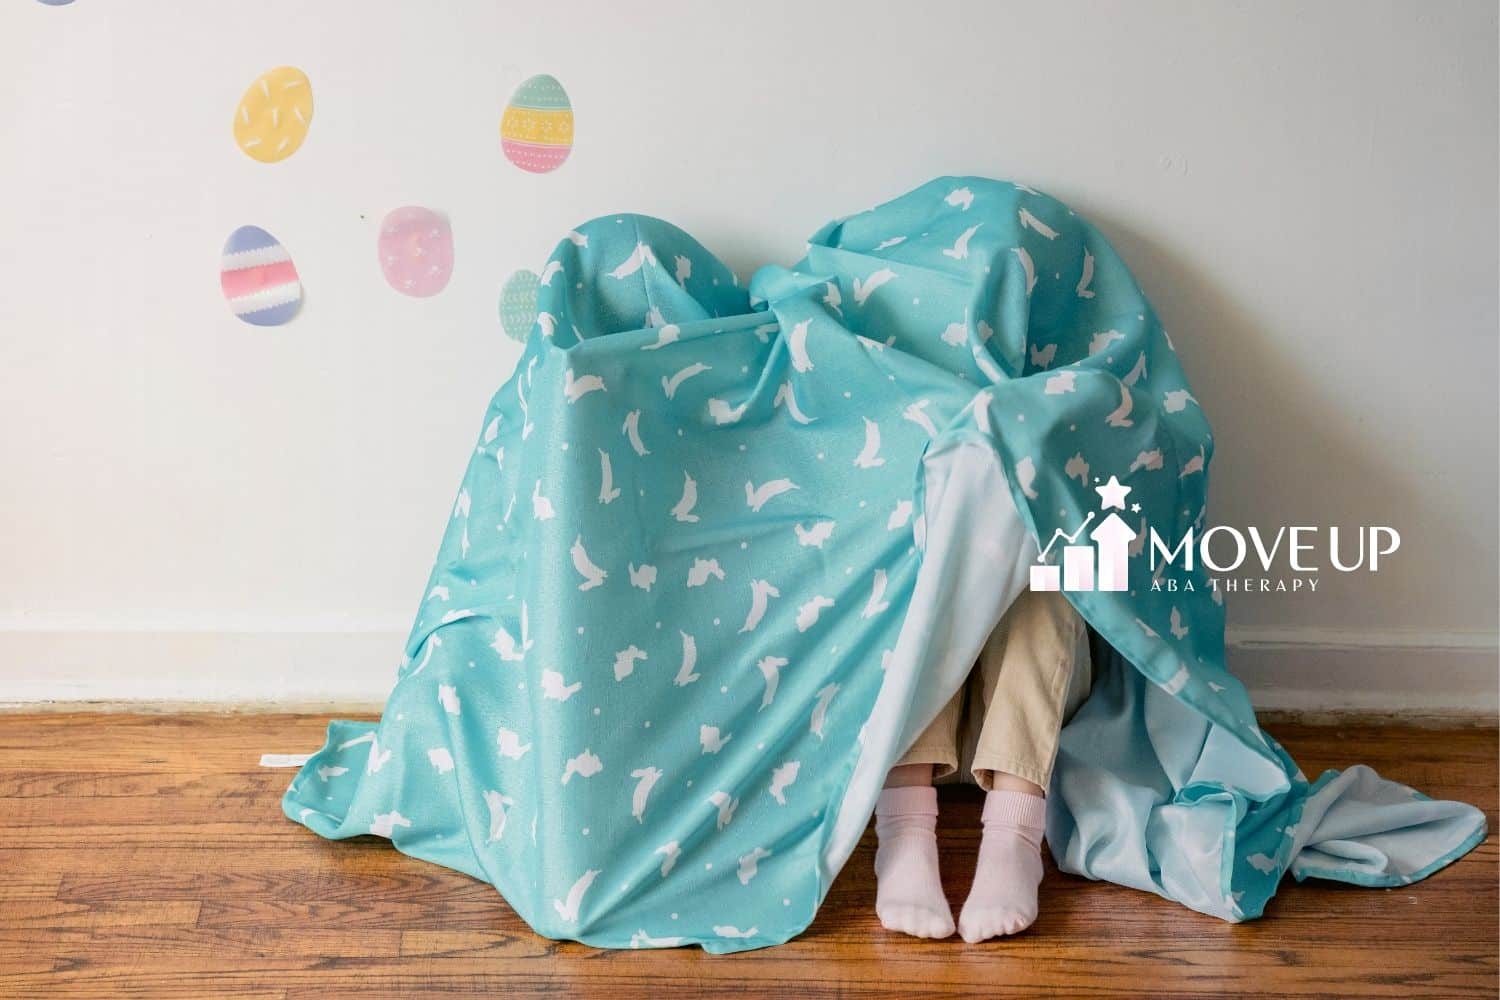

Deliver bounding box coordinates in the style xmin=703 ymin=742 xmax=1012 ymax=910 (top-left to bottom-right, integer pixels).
xmin=877 ymin=589 xmax=1089 ymax=941
xmin=281 ymin=176 xmax=1484 ymax=953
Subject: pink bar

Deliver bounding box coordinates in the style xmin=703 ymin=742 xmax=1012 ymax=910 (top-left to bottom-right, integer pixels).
xmin=1029 ymin=564 xmax=1061 ymax=592
xmin=1063 ymin=546 xmax=1095 ymax=591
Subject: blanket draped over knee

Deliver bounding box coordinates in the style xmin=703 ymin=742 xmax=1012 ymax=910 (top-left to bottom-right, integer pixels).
xmin=284 ymin=177 xmax=1485 ymax=952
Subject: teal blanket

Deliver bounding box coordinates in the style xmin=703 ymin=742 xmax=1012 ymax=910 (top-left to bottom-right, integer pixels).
xmin=284 ymin=177 xmax=1485 ymax=951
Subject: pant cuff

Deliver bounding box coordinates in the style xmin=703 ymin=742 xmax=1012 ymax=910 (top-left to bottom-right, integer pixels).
xmin=971 ymin=755 xmax=1052 ymax=792
xmin=892 ymin=746 xmax=959 ymax=781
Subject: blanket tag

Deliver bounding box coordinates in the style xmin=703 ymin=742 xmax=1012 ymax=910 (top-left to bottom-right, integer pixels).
xmin=258 ymin=752 xmax=313 ymax=768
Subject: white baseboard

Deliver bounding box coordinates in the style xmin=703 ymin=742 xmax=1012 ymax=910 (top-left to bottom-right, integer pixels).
xmin=0 ymin=630 xmax=404 ymax=706
xmin=1222 ymin=626 xmax=1498 ymax=713
xmin=1 ymin=626 xmax=1495 ymax=716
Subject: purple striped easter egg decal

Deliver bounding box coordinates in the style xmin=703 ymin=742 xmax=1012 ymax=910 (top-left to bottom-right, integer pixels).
xmin=220 ymin=225 xmax=302 ymax=326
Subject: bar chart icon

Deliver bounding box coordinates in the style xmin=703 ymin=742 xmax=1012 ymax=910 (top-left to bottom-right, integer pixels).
xmin=1029 ymin=509 xmax=1138 ymax=593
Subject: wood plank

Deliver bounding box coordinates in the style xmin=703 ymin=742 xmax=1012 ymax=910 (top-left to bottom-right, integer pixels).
xmin=3 ymin=900 xmax=201 ymax=930
xmin=0 ymin=713 xmax=1492 ymax=998
xmin=0 ymin=770 xmax=296 ymax=798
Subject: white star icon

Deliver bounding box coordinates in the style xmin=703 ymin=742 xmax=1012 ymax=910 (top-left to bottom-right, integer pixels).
xmin=1095 ymin=475 xmax=1131 ymax=510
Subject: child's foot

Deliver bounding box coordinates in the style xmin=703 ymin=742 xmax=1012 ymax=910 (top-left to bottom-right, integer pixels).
xmin=958 ymin=789 xmax=1046 ymax=942
xmin=873 ymin=785 xmax=955 ymax=939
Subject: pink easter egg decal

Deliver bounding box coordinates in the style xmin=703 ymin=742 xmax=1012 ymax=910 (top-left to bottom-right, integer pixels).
xmin=378 ymin=206 xmax=453 ymax=297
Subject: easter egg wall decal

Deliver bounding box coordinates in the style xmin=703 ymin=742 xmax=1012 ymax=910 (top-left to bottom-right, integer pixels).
xmin=234 ymin=66 xmax=313 ymax=163
xmin=220 ymin=225 xmax=302 ymax=326
xmin=378 ymin=207 xmax=454 ymax=297
xmin=499 ymin=270 xmax=541 ymax=342
xmin=500 ymin=74 xmax=573 ymax=173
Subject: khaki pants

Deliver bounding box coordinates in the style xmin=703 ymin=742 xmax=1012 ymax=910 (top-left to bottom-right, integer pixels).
xmin=894 ymin=589 xmax=1090 ymax=790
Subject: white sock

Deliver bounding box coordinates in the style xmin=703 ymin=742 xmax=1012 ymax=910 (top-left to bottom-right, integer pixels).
xmin=958 ymin=789 xmax=1046 ymax=942
xmin=873 ymin=785 xmax=955 ymax=939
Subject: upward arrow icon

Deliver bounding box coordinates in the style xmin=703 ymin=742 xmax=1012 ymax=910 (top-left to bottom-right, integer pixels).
xmin=1091 ymin=512 xmax=1137 ymax=592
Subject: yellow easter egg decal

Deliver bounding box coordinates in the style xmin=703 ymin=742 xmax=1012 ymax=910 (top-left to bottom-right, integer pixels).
xmin=234 ymin=66 xmax=313 ymax=164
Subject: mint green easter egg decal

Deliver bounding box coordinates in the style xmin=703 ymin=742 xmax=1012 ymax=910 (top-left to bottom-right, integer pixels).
xmin=499 ymin=269 xmax=541 ymax=342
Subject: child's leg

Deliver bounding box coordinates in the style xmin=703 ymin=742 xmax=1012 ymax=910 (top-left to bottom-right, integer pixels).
xmin=873 ymin=690 xmax=963 ymax=938
xmin=889 ymin=687 xmax=963 ymax=784
xmin=960 ymin=588 xmax=1087 ymax=942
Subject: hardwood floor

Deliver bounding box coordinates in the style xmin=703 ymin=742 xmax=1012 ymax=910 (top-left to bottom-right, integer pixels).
xmin=0 ymin=713 xmax=1494 ymax=998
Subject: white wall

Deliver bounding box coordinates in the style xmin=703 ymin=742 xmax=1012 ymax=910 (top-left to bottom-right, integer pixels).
xmin=2 ymin=0 xmax=1495 ymax=709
